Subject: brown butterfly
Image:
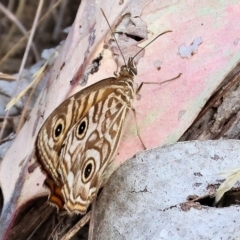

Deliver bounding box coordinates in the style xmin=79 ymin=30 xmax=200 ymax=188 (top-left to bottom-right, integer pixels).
xmin=36 ymin=9 xmax=179 ymax=214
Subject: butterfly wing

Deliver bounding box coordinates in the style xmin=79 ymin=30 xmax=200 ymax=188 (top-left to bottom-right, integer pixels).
xmin=36 ymin=75 xmax=135 ymax=212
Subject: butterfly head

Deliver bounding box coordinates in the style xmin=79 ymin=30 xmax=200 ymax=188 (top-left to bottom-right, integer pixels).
xmin=119 ymin=57 xmax=138 ymax=78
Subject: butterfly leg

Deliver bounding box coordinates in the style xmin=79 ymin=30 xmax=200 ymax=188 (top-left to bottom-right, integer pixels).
xmin=133 ymin=73 xmax=181 ymax=149
xmin=136 ymin=73 xmax=182 ymax=94
xmin=131 ymin=107 xmax=147 ymax=150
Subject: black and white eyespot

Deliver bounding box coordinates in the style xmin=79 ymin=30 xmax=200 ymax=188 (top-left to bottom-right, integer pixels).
xmin=53 ymin=117 xmax=65 ymax=140
xmin=76 ymin=116 xmax=88 ymax=139
xmin=82 ymin=158 xmax=95 ymax=183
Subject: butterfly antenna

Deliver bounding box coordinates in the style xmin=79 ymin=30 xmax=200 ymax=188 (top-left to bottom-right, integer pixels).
xmin=100 ymin=8 xmax=127 ymax=67
xmin=133 ymin=30 xmax=173 ymax=60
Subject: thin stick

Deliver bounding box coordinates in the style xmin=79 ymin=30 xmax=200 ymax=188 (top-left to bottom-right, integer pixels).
xmin=60 ymin=212 xmax=91 ymax=240
xmin=53 ymin=0 xmax=68 ymax=39
xmin=0 ymin=0 xmax=62 ymax=67
xmin=0 ymin=0 xmax=44 ymax=140
xmin=88 ymin=198 xmax=97 ymax=240
xmin=0 ymin=2 xmax=39 ymax=60
xmin=16 ymin=77 xmax=38 ymax=134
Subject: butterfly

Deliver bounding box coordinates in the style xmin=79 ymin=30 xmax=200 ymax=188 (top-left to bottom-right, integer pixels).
xmin=36 ymin=56 xmax=140 ymax=214
xmin=35 ymin=9 xmax=179 ymax=214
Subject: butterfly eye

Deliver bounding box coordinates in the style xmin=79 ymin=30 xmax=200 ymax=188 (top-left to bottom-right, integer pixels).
xmin=53 ymin=118 xmax=65 ymax=140
xmin=76 ymin=117 xmax=88 ymax=139
xmin=82 ymin=158 xmax=95 ymax=183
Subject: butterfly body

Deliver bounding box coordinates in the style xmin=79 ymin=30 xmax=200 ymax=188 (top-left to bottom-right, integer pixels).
xmin=36 ymin=58 xmax=137 ymax=214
